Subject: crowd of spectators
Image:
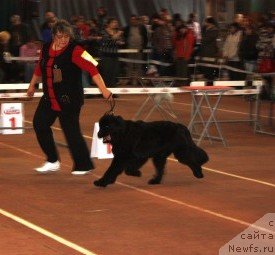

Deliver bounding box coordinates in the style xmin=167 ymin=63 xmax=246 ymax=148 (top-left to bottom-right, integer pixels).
xmin=0 ymin=7 xmax=274 ymax=96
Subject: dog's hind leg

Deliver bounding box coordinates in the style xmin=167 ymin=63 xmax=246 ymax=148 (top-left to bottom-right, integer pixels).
xmin=149 ymin=156 xmax=167 ymax=184
xmin=125 ymin=158 xmax=148 ymax=177
xmin=174 ymin=149 xmax=204 ymax=179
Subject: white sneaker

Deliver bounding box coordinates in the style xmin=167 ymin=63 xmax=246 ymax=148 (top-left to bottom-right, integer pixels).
xmin=71 ymin=169 xmax=92 ymax=176
xmin=35 ymin=161 xmax=60 ymax=173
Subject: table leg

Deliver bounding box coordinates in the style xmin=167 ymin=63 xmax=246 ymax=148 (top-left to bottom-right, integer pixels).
xmin=202 ymin=93 xmax=227 ymax=146
xmin=132 ymin=96 xmax=151 ymax=120
xmin=188 ymin=93 xmax=213 ymax=144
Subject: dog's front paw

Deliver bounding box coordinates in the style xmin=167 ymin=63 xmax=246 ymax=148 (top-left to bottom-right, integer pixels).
xmin=148 ymin=178 xmax=161 ymax=185
xmin=94 ymin=178 xmax=108 ymax=187
xmin=193 ymin=171 xmax=204 ymax=179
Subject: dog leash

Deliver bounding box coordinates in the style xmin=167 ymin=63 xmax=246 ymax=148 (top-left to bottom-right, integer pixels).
xmin=106 ymin=93 xmax=116 ymax=115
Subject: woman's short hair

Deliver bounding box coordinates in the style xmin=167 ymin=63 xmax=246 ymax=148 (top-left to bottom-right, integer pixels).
xmin=52 ymin=19 xmax=74 ymax=39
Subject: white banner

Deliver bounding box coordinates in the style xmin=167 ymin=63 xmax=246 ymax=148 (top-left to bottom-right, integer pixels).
xmin=91 ymin=122 xmax=113 ymax=159
xmin=1 ymin=103 xmax=24 ymax=135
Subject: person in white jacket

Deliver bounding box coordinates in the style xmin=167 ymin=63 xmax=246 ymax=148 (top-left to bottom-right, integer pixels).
xmin=223 ymin=22 xmax=245 ymax=80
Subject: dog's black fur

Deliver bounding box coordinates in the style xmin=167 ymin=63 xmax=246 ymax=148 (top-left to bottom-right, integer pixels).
xmin=94 ymin=114 xmax=209 ymax=187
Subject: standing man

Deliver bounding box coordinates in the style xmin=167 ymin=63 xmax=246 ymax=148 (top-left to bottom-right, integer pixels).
xmin=9 ymin=15 xmax=30 ymax=56
xmin=124 ymin=15 xmax=148 ymax=85
xmin=27 ymin=20 xmax=113 ymax=175
xmin=41 ymin=11 xmax=57 ymax=43
xmin=151 ymin=15 xmax=173 ymax=76
xmin=199 ymin=17 xmax=219 ymax=81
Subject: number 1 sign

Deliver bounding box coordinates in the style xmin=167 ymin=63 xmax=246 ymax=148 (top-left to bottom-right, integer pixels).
xmin=0 ymin=103 xmax=24 ymax=135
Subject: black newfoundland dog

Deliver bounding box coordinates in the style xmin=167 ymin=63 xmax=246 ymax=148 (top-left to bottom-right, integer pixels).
xmin=93 ymin=114 xmax=209 ymax=187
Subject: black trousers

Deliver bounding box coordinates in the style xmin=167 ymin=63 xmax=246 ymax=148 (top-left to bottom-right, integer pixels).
xmin=33 ymin=97 xmax=94 ymax=171
xmin=175 ymin=58 xmax=188 ymax=78
xmin=227 ymin=61 xmax=246 ymax=81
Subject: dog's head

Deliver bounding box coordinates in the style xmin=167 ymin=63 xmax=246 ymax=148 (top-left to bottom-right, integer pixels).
xmin=98 ymin=114 xmax=125 ymax=143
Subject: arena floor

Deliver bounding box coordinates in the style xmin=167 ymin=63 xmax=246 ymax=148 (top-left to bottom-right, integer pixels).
xmin=1 ymin=93 xmax=274 ymax=255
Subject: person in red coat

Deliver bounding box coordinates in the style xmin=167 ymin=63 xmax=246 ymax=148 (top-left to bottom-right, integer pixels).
xmin=173 ymin=24 xmax=195 ymax=78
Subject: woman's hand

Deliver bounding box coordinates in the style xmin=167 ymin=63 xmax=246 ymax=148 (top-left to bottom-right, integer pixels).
xmin=102 ymin=88 xmax=113 ymax=101
xmin=27 ymin=74 xmax=41 ymax=98
xmin=27 ymin=84 xmax=36 ymax=98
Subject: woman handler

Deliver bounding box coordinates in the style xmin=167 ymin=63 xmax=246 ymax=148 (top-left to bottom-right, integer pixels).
xmin=27 ymin=20 xmax=113 ymax=175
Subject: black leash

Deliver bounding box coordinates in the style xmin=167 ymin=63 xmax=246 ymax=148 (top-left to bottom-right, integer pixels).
xmin=105 ymin=93 xmax=116 ymax=115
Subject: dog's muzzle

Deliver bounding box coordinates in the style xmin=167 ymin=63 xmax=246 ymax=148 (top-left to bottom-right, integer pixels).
xmin=102 ymin=135 xmax=111 ymax=143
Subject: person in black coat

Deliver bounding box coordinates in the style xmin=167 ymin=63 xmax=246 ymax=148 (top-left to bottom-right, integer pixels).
xmin=199 ymin=17 xmax=219 ymax=81
xmin=239 ymin=26 xmax=259 ymax=73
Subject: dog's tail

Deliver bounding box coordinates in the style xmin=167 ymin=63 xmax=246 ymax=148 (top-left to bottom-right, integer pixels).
xmin=178 ymin=124 xmax=209 ymax=165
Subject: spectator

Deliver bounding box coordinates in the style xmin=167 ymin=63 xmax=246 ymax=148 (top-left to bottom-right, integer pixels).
xmin=234 ymin=13 xmax=244 ymax=27
xmin=70 ymin=15 xmax=82 ymax=42
xmin=223 ymin=23 xmax=243 ymax=60
xmin=159 ymin=8 xmax=172 ymax=22
xmin=0 ymin=30 xmax=22 ymax=83
xmin=223 ymin=22 xmax=244 ymax=80
xmin=19 ymin=36 xmax=41 ymax=82
xmin=41 ymin=12 xmax=57 ymax=43
xmin=81 ymin=19 xmax=103 ymax=90
xmin=86 ymin=19 xmax=102 ymax=57
xmin=187 ymin=13 xmax=202 ymax=61
xmin=124 ymin=15 xmax=148 ymax=85
xmin=199 ymin=16 xmax=219 ymax=81
xmin=151 ymin=13 xmax=161 ymax=31
xmin=270 ymin=12 xmax=275 ymax=26
xmin=9 ymin=15 xmax=30 ymax=56
xmin=187 ymin=13 xmax=202 ymax=44
xmin=75 ymin=16 xmax=90 ymax=41
xmin=239 ymin=26 xmax=259 ymax=73
xmin=151 ymin=15 xmax=173 ymax=76
xmin=240 ymin=15 xmax=253 ymax=31
xmin=99 ymin=18 xmax=124 ymax=89
xmin=173 ymin=24 xmax=195 ymax=78
xmin=200 ymin=17 xmax=219 ymax=58
xmin=140 ymin=15 xmax=152 ymax=47
xmin=0 ymin=31 xmax=11 ymax=82
xmin=257 ymin=22 xmax=275 ymax=61
xmin=256 ymin=22 xmax=275 ymax=99
xmin=96 ymin=6 xmax=108 ymax=31
xmin=172 ymin=13 xmax=184 ymax=30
